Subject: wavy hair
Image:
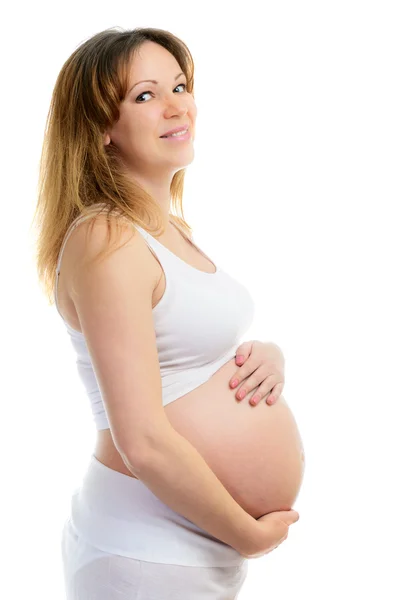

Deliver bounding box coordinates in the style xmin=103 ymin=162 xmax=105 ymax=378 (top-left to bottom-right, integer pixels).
xmin=31 ymin=26 xmax=196 ymax=304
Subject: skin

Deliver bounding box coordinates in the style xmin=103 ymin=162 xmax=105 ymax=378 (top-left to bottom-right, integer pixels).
xmin=104 ymin=40 xmax=197 ymax=231
xmin=89 ymin=42 xmax=305 ymax=523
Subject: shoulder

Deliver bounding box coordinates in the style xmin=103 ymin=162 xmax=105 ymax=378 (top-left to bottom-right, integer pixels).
xmin=63 ymin=212 xmax=160 ymax=295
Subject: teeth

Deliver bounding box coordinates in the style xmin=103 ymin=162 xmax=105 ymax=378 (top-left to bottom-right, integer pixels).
xmin=166 ymin=128 xmax=188 ymax=137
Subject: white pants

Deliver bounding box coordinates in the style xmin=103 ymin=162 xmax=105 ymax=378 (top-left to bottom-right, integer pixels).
xmin=61 ymin=517 xmax=248 ymax=599
xmin=60 ymin=455 xmax=249 ymax=599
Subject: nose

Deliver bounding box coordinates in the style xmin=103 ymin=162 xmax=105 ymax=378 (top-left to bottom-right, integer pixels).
xmin=164 ymin=96 xmax=187 ymax=115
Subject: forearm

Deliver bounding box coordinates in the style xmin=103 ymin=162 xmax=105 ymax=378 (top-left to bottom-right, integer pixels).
xmin=124 ymin=425 xmax=262 ymax=557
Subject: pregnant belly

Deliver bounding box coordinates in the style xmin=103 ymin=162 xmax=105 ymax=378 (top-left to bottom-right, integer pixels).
xmin=95 ymin=356 xmax=306 ymax=520
xmin=163 ymin=356 xmax=306 ymax=519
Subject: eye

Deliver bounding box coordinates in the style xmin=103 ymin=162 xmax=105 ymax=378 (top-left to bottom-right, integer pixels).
xmin=136 ymin=83 xmax=187 ymax=103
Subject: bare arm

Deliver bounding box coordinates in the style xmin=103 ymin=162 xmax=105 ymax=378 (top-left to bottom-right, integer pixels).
xmin=69 ymin=214 xmax=264 ymax=557
xmin=124 ymin=422 xmax=262 ymax=557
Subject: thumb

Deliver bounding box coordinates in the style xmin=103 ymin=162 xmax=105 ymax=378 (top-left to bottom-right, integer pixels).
xmin=235 ymin=341 xmax=253 ymax=365
xmin=282 ymin=510 xmax=300 ymax=525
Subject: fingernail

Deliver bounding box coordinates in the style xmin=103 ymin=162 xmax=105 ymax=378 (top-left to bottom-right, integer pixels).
xmin=236 ymin=355 xmax=244 ymax=364
xmin=231 ymin=379 xmax=239 ymax=388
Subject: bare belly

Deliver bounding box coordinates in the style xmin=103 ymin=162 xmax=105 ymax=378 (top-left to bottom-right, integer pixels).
xmin=95 ymin=356 xmax=305 ymax=520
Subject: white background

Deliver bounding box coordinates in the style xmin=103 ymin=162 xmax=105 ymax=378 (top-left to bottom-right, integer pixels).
xmin=1 ymin=1 xmax=399 ymax=598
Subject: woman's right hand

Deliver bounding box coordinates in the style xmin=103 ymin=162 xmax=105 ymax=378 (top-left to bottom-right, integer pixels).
xmin=241 ymin=509 xmax=300 ymax=559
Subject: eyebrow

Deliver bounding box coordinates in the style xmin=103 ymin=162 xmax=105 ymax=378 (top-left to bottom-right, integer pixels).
xmin=128 ymin=72 xmax=185 ymax=95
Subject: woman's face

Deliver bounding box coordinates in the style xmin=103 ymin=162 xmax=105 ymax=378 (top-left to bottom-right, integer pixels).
xmin=105 ymin=40 xmax=197 ymax=180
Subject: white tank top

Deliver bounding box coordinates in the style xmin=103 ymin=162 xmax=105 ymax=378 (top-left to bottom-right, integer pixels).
xmin=54 ymin=209 xmax=255 ymax=430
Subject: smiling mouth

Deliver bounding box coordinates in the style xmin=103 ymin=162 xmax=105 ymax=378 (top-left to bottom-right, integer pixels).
xmin=160 ymin=127 xmax=189 ymax=138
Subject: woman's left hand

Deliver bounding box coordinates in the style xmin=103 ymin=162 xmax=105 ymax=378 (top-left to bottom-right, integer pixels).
xmin=230 ymin=340 xmax=285 ymax=406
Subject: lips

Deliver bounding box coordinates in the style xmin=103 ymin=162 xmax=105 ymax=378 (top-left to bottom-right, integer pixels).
xmin=160 ymin=125 xmax=189 ymax=138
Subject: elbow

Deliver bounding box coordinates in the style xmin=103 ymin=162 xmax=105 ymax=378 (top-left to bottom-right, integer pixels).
xmin=120 ymin=446 xmax=146 ymax=476
xmin=119 ymin=430 xmax=169 ymax=476
xmin=116 ymin=419 xmax=174 ymax=476
xmin=118 ymin=440 xmax=158 ymax=477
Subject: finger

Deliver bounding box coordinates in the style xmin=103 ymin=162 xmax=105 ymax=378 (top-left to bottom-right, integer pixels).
xmin=235 ymin=367 xmax=269 ymax=401
xmin=266 ymin=387 xmax=277 ymax=404
xmin=248 ymin=375 xmax=277 ymax=405
xmin=267 ymin=382 xmax=284 ymax=405
xmin=250 ymin=389 xmax=272 ymax=406
xmin=229 ymin=360 xmax=259 ymax=389
xmin=235 ymin=341 xmax=253 ymax=366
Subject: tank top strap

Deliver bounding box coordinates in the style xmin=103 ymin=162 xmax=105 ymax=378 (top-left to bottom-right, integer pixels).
xmin=132 ymin=223 xmax=173 ymax=273
xmin=55 ymin=204 xmax=119 ymax=274
xmin=132 ymin=221 xmax=220 ymax=277
xmin=56 ymin=214 xmax=92 ymax=274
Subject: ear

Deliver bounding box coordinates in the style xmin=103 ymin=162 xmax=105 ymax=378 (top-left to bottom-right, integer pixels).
xmin=103 ymin=132 xmax=111 ymax=146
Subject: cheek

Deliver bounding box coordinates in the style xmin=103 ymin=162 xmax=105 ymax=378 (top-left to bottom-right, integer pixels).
xmin=124 ymin=117 xmax=156 ymax=149
xmin=110 ymin=112 xmax=137 ymax=148
xmin=189 ymin=100 xmax=197 ymax=119
xmin=140 ymin=110 xmax=164 ymax=141
xmin=188 ymin=104 xmax=197 ymax=137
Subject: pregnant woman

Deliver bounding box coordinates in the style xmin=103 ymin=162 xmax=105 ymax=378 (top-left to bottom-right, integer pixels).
xmin=34 ymin=27 xmax=305 ymax=598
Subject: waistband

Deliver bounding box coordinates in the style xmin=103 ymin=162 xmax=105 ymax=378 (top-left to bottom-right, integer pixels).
xmin=69 ymin=454 xmax=246 ymax=567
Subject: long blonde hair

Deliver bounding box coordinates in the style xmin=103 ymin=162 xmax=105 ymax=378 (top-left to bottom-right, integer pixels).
xmin=31 ymin=26 xmax=196 ymax=305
